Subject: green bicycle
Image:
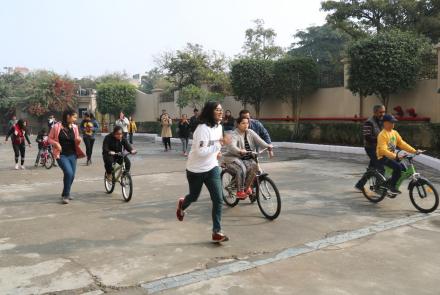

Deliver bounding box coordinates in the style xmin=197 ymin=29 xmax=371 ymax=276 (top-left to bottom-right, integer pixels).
xmin=362 ymin=151 xmax=439 ymax=213
xmin=104 ymin=151 xmax=135 ymax=202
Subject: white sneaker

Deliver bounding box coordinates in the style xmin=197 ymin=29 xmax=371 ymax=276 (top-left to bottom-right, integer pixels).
xmin=15 ymin=164 xmax=19 ymax=170
xmin=20 ymin=165 xmax=25 ymax=170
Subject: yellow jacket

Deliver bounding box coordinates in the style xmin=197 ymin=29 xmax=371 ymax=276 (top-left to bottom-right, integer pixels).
xmin=376 ymin=129 xmax=416 ymax=160
xmin=128 ymin=121 xmax=137 ymax=133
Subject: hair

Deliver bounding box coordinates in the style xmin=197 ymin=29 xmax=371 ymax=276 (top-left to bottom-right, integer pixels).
xmin=239 ymin=109 xmax=250 ymax=117
xmin=62 ymin=108 xmax=77 ymax=126
xmin=236 ymin=116 xmax=249 ymax=125
xmin=40 ymin=127 xmax=47 ymax=134
xmin=225 ymin=110 xmax=232 ymax=116
xmin=193 ymin=108 xmax=199 ymax=112
xmin=373 ymin=105 xmax=385 ymax=113
xmin=89 ymin=113 xmax=95 ymax=120
xmin=198 ymin=101 xmax=220 ymax=127
xmin=113 ymin=125 xmax=123 ymax=134
xmin=17 ymin=119 xmax=25 ymax=130
xmin=84 ymin=112 xmax=90 ymax=118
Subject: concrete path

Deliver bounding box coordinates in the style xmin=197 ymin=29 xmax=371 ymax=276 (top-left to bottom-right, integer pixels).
xmin=0 ymin=137 xmax=439 ymax=295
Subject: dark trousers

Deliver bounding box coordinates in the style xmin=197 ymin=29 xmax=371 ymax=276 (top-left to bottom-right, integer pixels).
xmin=57 ymin=154 xmax=77 ymax=197
xmin=183 ymin=167 xmax=223 ymax=233
xmin=356 ymin=147 xmax=383 ymax=187
xmin=379 ymin=157 xmax=405 ymax=188
xmin=103 ymin=155 xmax=131 ymax=174
xmin=129 ymin=133 xmax=134 ymax=144
xmin=163 ymin=137 xmax=171 ymax=150
xmin=83 ymin=136 xmax=95 ymax=161
xmin=12 ymin=143 xmax=25 ymax=165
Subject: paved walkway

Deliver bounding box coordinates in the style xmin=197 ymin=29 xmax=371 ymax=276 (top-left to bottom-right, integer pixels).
xmin=0 ymin=136 xmax=439 ymax=295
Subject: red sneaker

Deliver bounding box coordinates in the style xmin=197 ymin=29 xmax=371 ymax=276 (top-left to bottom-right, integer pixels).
xmin=245 ymin=187 xmax=253 ymax=195
xmin=176 ymin=197 xmax=185 ymax=221
xmin=236 ymin=191 xmax=248 ymax=200
xmin=212 ymin=232 xmax=229 ymax=243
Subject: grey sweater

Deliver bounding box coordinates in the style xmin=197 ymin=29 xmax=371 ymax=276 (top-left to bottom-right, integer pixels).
xmin=223 ymin=129 xmax=271 ymax=164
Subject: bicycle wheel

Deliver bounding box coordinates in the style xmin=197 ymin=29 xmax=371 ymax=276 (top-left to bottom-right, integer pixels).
xmin=256 ymin=175 xmax=281 ymax=220
xmin=362 ymin=170 xmax=387 ymax=203
xmin=409 ymin=178 xmax=439 ymax=213
xmin=104 ymin=172 xmax=115 ymax=194
xmin=221 ymin=170 xmax=239 ymax=207
xmin=121 ymin=172 xmax=133 ymax=202
xmin=44 ymin=153 xmax=54 ymax=169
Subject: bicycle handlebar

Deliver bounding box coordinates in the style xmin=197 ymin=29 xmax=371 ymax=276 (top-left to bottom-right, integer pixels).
xmin=109 ymin=150 xmax=137 ymax=156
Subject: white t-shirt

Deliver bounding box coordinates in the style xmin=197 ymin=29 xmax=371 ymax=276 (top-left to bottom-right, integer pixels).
xmin=186 ymin=123 xmax=223 ymax=173
xmin=116 ymin=118 xmax=130 ymax=133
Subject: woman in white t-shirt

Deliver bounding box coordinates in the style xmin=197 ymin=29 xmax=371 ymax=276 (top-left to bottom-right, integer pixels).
xmin=176 ymin=101 xmax=231 ymax=243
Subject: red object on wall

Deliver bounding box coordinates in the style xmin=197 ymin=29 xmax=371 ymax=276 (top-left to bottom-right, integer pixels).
xmin=258 ymin=117 xmax=430 ymax=122
xmin=393 ymin=106 xmax=404 ymax=117
xmin=406 ymin=108 xmax=418 ymax=118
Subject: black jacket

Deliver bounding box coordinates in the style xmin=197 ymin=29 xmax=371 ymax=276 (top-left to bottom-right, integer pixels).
xmin=102 ymin=134 xmax=133 ymax=156
xmin=178 ymin=121 xmax=191 ymax=138
xmin=189 ymin=116 xmax=199 ymax=133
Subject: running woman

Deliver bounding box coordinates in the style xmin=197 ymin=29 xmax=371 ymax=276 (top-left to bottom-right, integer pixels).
xmin=5 ymin=119 xmax=31 ymax=170
xmin=48 ymin=109 xmax=85 ymax=204
xmin=176 ymin=101 xmax=232 ymax=243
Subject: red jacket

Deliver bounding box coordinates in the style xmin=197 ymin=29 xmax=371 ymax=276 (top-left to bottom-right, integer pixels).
xmin=48 ymin=122 xmax=85 ymax=159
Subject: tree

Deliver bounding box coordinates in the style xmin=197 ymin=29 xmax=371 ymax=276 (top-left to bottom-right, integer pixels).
xmin=322 ymin=0 xmax=440 ymax=42
xmin=242 ymin=19 xmax=284 ymax=60
xmin=177 ymin=84 xmax=223 ymax=110
xmin=289 ymin=24 xmax=351 ymax=87
xmin=96 ymin=83 xmax=137 ymax=117
xmin=347 ymin=30 xmax=431 ymax=110
xmin=96 ymin=72 xmax=130 ymax=84
xmin=140 ymin=68 xmax=163 ymax=94
xmin=273 ymin=56 xmax=319 ymax=138
xmin=230 ymin=59 xmax=275 ymax=117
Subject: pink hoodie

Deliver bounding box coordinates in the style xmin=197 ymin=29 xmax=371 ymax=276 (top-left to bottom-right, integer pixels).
xmin=48 ymin=122 xmax=85 ymax=159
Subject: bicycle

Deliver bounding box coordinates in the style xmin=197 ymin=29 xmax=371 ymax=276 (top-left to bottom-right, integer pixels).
xmin=104 ymin=151 xmax=135 ymax=202
xmin=36 ymin=140 xmax=54 ymax=169
xmin=221 ymin=148 xmax=281 ymax=220
xmin=362 ymin=151 xmax=439 ymax=213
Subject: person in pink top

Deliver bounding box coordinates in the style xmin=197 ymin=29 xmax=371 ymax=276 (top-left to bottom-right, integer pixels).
xmin=48 ymin=109 xmax=85 ymax=204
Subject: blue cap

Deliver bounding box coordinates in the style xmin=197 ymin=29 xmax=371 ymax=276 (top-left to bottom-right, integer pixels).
xmin=383 ymin=114 xmax=398 ymax=123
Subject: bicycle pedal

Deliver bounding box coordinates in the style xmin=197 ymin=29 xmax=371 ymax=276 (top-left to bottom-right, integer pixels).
xmin=387 ymin=193 xmax=398 ymax=199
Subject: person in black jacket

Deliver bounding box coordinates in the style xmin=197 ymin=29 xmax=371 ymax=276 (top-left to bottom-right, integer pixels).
xmin=189 ymin=108 xmax=200 ymax=134
xmin=102 ymin=126 xmax=136 ymax=180
xmin=178 ymin=114 xmax=191 ymax=156
xmin=355 ymin=105 xmax=385 ymax=191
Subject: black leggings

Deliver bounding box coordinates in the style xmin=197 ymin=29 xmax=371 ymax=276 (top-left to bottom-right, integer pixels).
xmin=163 ymin=137 xmax=171 ymax=150
xmin=103 ymin=155 xmax=131 ymax=174
xmin=13 ymin=143 xmax=26 ymax=165
xmin=83 ymin=136 xmax=95 ymax=161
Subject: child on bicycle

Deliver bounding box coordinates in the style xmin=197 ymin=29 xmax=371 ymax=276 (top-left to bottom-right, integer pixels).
xmin=377 ymin=114 xmax=421 ymax=194
xmin=34 ymin=128 xmax=49 ymax=167
xmin=102 ymin=126 xmax=136 ymax=180
xmin=223 ymin=116 xmax=273 ymax=199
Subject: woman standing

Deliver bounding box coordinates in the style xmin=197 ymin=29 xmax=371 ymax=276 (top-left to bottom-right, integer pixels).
xmin=80 ymin=112 xmax=99 ymax=166
xmin=178 ymin=114 xmax=191 ymax=156
xmin=161 ymin=113 xmax=172 ymax=152
xmin=5 ymin=119 xmax=31 ymax=170
xmin=176 ymin=101 xmax=231 ymax=243
xmin=49 ymin=109 xmax=85 ymax=204
xmin=222 ymin=110 xmax=235 ymax=132
xmin=128 ymin=116 xmax=137 ymax=144
xmin=115 ymin=112 xmax=130 ymax=140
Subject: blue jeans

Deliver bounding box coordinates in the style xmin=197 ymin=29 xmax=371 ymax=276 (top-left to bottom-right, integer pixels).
xmin=183 ymin=167 xmax=223 ymax=233
xmin=57 ymin=154 xmax=77 ymax=197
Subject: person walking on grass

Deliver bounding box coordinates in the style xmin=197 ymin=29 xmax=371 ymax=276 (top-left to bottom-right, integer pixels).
xmin=128 ymin=116 xmax=137 ymax=144
xmin=49 ymin=109 xmax=85 ymax=204
xmin=80 ymin=112 xmax=99 ymax=166
xmin=161 ymin=113 xmax=172 ymax=152
xmin=5 ymin=119 xmax=31 ymax=170
xmin=178 ymin=114 xmax=191 ymax=156
xmin=176 ymin=101 xmax=232 ymax=243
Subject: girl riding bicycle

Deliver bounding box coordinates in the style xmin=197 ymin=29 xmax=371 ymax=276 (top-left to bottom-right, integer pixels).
xmin=223 ymin=116 xmax=273 ymax=200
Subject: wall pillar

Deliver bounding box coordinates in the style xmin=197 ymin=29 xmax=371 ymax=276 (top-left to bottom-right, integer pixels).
xmin=436 ymin=43 xmax=440 ymax=92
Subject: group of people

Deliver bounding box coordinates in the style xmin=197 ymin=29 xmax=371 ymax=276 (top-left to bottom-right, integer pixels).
xmin=355 ymin=105 xmax=422 ymax=195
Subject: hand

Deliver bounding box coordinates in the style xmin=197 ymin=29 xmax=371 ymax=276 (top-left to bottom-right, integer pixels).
xmin=109 ymin=151 xmax=116 ymax=156
xmin=239 ymin=149 xmax=247 ymax=155
xmin=28 ymin=144 xmax=32 ymax=149
xmin=131 ymin=149 xmax=137 ymax=154
xmin=217 ymin=152 xmax=222 ymax=159
xmin=416 ymin=149 xmax=425 ymax=155
xmin=220 ymin=134 xmax=232 ymax=146
xmin=54 ymin=143 xmax=62 ymax=151
xmin=75 ymin=137 xmax=82 ymax=144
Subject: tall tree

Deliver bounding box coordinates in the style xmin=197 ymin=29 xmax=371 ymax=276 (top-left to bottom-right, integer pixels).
xmin=96 ymin=83 xmax=137 ymax=117
xmin=230 ymin=59 xmax=275 ymax=117
xmin=241 ymin=19 xmax=284 ymax=60
xmin=347 ymin=30 xmax=431 ymax=110
xmin=177 ymin=84 xmax=223 ymax=110
xmin=140 ymin=68 xmax=163 ymax=94
xmin=273 ymin=56 xmax=319 ymax=138
xmin=322 ymin=0 xmax=440 ymax=42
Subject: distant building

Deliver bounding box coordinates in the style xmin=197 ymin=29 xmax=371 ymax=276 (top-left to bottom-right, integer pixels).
xmin=14 ymin=67 xmax=30 ymax=75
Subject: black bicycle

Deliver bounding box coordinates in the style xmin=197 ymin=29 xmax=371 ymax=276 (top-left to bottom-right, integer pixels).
xmin=221 ymin=148 xmax=281 ymax=220
xmin=104 ymin=151 xmax=135 ymax=202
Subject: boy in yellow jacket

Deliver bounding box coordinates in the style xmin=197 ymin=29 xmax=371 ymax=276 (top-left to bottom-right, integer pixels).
xmin=377 ymin=114 xmax=420 ymax=194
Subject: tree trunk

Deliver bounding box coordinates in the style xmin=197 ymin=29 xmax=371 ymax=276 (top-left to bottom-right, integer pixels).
xmin=359 ymin=95 xmax=364 ymax=118
xmin=255 ymin=101 xmax=261 ymax=118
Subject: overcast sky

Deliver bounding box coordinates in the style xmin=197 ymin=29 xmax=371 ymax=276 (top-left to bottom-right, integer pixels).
xmin=0 ymin=0 xmax=327 ymax=78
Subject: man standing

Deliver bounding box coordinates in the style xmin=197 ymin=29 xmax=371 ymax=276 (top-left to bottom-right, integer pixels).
xmin=239 ymin=110 xmax=271 ymax=144
xmin=189 ymin=108 xmax=199 ymax=133
xmin=355 ymin=105 xmax=386 ymax=191
xmin=115 ymin=112 xmax=130 ymax=140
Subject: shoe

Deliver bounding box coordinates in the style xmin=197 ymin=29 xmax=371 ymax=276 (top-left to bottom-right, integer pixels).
xmin=86 ymin=160 xmax=90 ymax=166
xmin=236 ymin=191 xmax=248 ymax=200
xmin=15 ymin=164 xmax=19 ymax=170
xmin=176 ymin=197 xmax=185 ymax=221
xmin=20 ymin=165 xmax=25 ymax=170
xmin=354 ymin=183 xmax=364 ymax=192
xmin=106 ymin=173 xmax=113 ymax=181
xmin=34 ymin=162 xmax=38 ymax=167
xmin=245 ymin=187 xmax=253 ymax=195
xmin=68 ymin=196 xmax=74 ymax=200
xmin=389 ymin=187 xmax=402 ymax=195
xmin=212 ymin=232 xmax=229 ymax=243
xmin=184 ymin=153 xmax=188 ymax=157
xmin=62 ymin=198 xmax=69 ymax=204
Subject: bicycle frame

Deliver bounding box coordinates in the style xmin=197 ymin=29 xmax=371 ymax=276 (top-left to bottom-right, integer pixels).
xmin=384 ymin=157 xmax=420 ymax=190
xmin=112 ymin=159 xmax=126 ymax=182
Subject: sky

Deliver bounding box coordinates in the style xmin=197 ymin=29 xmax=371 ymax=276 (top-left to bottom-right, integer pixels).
xmin=0 ymin=0 xmax=327 ymax=78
